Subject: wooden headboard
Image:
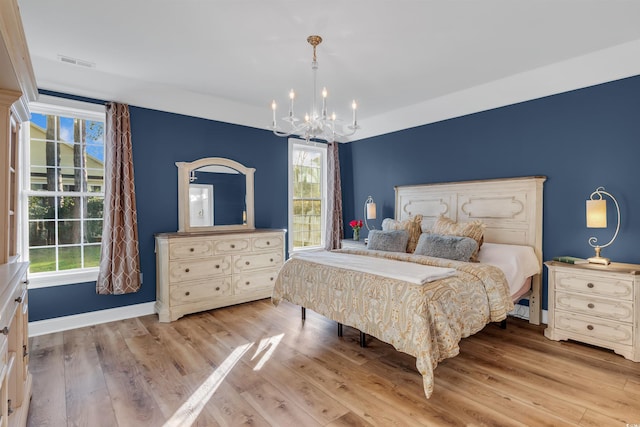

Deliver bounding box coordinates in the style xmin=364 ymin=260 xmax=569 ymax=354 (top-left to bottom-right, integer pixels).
xmin=395 ymin=176 xmax=546 ymax=324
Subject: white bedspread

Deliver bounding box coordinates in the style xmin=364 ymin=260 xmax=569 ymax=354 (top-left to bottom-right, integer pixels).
xmin=291 ymin=250 xmax=456 ymax=285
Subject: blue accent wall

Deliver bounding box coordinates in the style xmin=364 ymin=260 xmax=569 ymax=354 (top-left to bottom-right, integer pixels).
xmin=30 ymin=74 xmax=640 ymax=320
xmin=341 ymin=75 xmax=640 ymax=310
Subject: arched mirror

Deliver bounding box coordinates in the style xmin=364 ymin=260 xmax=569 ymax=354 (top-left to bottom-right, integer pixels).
xmin=176 ymin=157 xmax=255 ymax=232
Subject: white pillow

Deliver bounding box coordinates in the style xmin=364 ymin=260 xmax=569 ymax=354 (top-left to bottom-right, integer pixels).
xmin=477 ymin=242 xmax=540 ymax=297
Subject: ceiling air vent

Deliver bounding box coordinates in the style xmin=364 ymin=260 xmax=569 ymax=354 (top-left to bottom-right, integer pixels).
xmin=58 ymin=55 xmax=96 ymax=69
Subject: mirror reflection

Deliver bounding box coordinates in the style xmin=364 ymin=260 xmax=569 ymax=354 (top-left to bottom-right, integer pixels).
xmin=176 ymin=157 xmax=255 ymax=232
xmin=189 ymin=165 xmax=246 ymax=227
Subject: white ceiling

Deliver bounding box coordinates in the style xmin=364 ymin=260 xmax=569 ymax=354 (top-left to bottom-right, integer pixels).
xmin=16 ymin=0 xmax=640 ymax=141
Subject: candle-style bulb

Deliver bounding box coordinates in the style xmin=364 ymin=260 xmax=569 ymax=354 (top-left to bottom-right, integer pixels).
xmin=352 ymin=100 xmax=357 ymax=110
xmin=271 ymin=100 xmax=277 ymax=110
xmin=322 ymin=87 xmax=328 ymax=98
xmin=289 ymin=90 xmax=295 ymax=100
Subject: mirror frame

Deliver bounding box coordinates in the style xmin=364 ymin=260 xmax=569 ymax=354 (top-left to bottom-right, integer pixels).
xmin=176 ymin=157 xmax=255 ymax=232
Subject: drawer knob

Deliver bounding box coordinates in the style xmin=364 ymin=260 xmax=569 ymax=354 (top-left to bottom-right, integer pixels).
xmin=23 ymin=279 xmax=29 ymax=285
xmin=245 ymin=281 xmax=250 ymax=285
xmin=215 ymin=286 xmax=220 ymax=291
xmin=587 ymin=325 xmax=594 ymax=331
xmin=245 ymin=261 xmax=250 ymax=265
xmin=587 ymin=282 xmax=594 ymax=288
xmin=185 ymin=268 xmax=190 ymax=273
xmin=190 ymin=247 xmax=194 ymax=252
xmin=266 ymin=241 xmax=270 ymax=245
xmin=1 ymin=326 xmax=9 ymax=335
xmin=231 ymin=244 xmax=236 ymax=249
xmin=270 ymin=277 xmax=274 ymax=281
xmin=270 ymin=258 xmax=274 ymax=262
xmin=14 ymin=296 xmax=22 ymax=303
xmin=587 ymin=303 xmax=595 ymax=309
xmin=215 ymin=264 xmax=220 ymax=269
xmin=185 ymin=291 xmax=190 ymax=296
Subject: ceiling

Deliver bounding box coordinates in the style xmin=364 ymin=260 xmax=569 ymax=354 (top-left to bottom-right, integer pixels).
xmin=16 ymin=0 xmax=640 ymax=141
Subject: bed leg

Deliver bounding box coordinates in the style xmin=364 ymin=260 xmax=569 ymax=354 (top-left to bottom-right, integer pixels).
xmin=301 ymin=306 xmax=306 ymax=321
xmin=499 ymin=319 xmax=507 ymax=329
xmin=337 ymin=323 xmax=343 ymax=337
xmin=360 ymin=331 xmax=367 ymax=347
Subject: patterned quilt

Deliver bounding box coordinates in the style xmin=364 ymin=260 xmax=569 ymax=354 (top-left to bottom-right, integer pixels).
xmin=271 ymin=248 xmax=514 ymax=398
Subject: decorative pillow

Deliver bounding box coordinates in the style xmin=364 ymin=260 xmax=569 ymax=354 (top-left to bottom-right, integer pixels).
xmin=432 ymin=216 xmax=484 ymax=262
xmin=414 ymin=233 xmax=478 ymax=262
xmin=366 ymin=230 xmax=410 ymax=253
xmin=381 ymin=214 xmax=423 ymax=253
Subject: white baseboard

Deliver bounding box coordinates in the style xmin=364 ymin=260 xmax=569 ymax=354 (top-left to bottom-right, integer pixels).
xmin=510 ymin=303 xmax=548 ymax=324
xmin=28 ymin=301 xmax=156 ymax=337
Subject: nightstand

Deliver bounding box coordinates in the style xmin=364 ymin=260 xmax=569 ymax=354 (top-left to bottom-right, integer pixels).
xmin=544 ymin=260 xmax=640 ymax=362
xmin=341 ymin=239 xmax=367 ymax=250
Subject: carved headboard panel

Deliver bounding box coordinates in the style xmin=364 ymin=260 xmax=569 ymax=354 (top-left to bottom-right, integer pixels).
xmin=395 ymin=176 xmax=546 ymax=324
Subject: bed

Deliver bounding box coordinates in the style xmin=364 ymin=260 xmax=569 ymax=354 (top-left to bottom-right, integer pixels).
xmin=272 ymin=176 xmax=545 ymax=398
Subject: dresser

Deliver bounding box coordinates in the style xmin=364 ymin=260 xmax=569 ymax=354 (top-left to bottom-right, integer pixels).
xmin=155 ymin=229 xmax=285 ymax=322
xmin=0 ymin=262 xmax=31 ymax=426
xmin=545 ymin=261 xmax=640 ymax=361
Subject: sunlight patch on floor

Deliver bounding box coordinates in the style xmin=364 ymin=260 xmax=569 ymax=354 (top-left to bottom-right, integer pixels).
xmin=163 ymin=342 xmax=254 ymax=427
xmin=252 ymin=333 xmax=284 ymax=371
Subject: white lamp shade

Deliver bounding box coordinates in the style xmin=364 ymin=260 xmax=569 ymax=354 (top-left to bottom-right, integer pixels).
xmin=586 ymin=199 xmax=607 ymax=228
xmin=366 ymin=202 xmax=377 ymax=220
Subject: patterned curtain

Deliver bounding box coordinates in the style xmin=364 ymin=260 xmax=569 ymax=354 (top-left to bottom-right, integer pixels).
xmin=96 ymin=102 xmax=141 ymax=295
xmin=324 ymin=141 xmax=344 ymax=250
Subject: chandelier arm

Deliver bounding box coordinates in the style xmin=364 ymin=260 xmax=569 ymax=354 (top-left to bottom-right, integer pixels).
xmin=587 ymin=188 xmax=620 ymax=249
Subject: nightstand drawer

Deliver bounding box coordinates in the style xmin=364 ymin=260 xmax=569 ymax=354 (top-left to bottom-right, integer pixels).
xmin=555 ymin=311 xmax=633 ymax=346
xmin=555 ymin=271 xmax=633 ymax=301
xmin=555 ymin=291 xmax=633 ymax=323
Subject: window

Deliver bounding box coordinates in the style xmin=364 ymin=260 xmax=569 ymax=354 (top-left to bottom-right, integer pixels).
xmin=288 ymin=138 xmax=327 ymax=252
xmin=22 ymin=96 xmax=105 ymax=287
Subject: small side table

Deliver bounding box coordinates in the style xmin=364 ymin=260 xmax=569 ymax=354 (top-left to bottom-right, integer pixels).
xmin=545 ymin=260 xmax=640 ymax=362
xmin=341 ymin=239 xmax=367 ymax=250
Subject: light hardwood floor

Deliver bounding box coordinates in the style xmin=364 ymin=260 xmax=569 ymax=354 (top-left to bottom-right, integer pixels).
xmin=27 ymin=299 xmax=640 ymax=426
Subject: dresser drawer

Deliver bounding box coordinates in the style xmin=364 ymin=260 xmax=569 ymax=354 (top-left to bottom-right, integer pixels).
xmin=253 ymin=234 xmax=283 ymax=251
xmin=234 ymin=268 xmax=279 ymax=293
xmin=555 ymin=291 xmax=633 ymax=323
xmin=169 ymin=256 xmax=232 ymax=282
xmin=233 ymin=252 xmax=283 ymax=273
xmin=169 ymin=239 xmax=214 ymax=259
xmin=555 ymin=311 xmax=633 ymax=346
xmin=554 ymin=270 xmax=633 ymax=301
xmin=214 ymin=238 xmax=250 ymax=254
xmin=170 ymin=278 xmax=233 ymax=306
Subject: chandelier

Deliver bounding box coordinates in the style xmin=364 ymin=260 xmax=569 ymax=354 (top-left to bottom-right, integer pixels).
xmin=271 ymin=35 xmax=359 ymax=143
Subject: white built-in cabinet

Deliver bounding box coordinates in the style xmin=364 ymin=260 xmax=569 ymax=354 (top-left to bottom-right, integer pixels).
xmin=0 ymin=1 xmax=37 ymax=425
xmin=155 ymin=229 xmax=285 ymax=322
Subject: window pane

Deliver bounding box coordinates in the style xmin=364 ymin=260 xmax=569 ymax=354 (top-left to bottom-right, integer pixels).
xmin=86 ymin=196 xmax=104 ymax=218
xmin=58 ymin=220 xmax=82 ymax=244
xmin=28 ymin=196 xmax=55 ymax=219
xmin=58 ymin=196 xmax=81 ymax=220
xmin=59 ymin=116 xmax=76 ymax=142
xmin=29 ymin=220 xmax=55 ymax=246
xmin=84 ymin=220 xmax=103 ymax=243
xmin=29 ymin=247 xmax=56 ymax=273
xmin=58 ymin=246 xmax=82 ymax=270
xmin=84 ymin=245 xmax=101 ymax=268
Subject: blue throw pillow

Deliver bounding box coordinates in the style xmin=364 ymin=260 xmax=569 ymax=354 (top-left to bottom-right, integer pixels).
xmin=367 ymin=230 xmax=409 ymax=252
xmin=414 ymin=233 xmax=478 ymax=262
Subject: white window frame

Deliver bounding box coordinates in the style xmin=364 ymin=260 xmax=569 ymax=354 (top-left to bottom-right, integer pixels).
xmin=287 ymin=138 xmax=328 ymax=255
xmin=21 ymin=95 xmax=106 ymax=288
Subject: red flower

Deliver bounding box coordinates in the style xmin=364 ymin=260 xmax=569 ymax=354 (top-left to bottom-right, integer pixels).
xmin=349 ymin=219 xmax=363 ymax=230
